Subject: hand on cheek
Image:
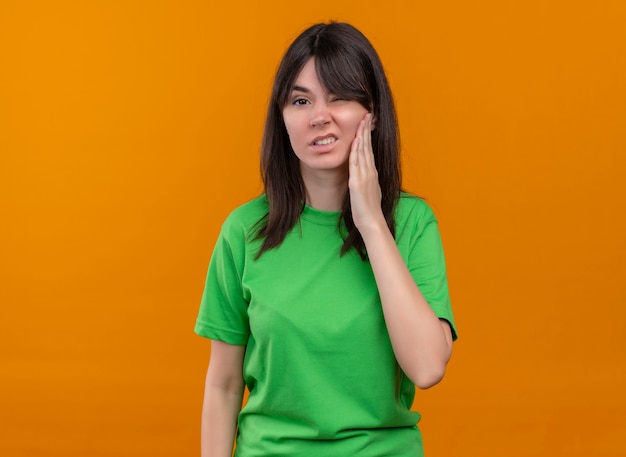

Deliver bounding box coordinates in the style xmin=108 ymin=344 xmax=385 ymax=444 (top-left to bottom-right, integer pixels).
xmin=348 ymin=113 xmax=385 ymax=235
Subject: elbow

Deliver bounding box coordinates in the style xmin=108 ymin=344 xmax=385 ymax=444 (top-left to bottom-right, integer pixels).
xmin=414 ymin=340 xmax=453 ymax=389
xmin=401 ymin=333 xmax=453 ymax=389
xmin=409 ymin=355 xmax=450 ymax=389
xmin=414 ymin=367 xmax=446 ymax=389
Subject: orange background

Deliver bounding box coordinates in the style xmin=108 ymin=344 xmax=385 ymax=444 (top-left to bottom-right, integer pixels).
xmin=1 ymin=1 xmax=625 ymax=456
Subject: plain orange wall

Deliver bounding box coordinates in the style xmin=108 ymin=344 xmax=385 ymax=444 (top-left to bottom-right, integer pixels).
xmin=1 ymin=1 xmax=625 ymax=456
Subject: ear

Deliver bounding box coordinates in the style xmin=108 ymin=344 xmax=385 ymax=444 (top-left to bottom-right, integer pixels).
xmin=369 ymin=114 xmax=377 ymax=131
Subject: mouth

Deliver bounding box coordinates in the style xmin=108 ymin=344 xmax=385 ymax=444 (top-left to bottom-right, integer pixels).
xmin=312 ymin=135 xmax=337 ymax=146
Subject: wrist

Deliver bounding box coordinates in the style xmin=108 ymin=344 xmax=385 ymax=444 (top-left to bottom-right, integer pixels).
xmin=357 ymin=215 xmax=390 ymax=242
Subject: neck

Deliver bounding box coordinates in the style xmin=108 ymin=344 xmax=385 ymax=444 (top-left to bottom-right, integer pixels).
xmin=301 ymin=165 xmax=348 ymax=212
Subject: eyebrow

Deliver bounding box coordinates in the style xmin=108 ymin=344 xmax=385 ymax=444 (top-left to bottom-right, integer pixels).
xmin=291 ymin=85 xmax=310 ymax=93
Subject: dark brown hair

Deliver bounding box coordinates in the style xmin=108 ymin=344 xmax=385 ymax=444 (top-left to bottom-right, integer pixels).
xmin=254 ymin=22 xmax=401 ymax=259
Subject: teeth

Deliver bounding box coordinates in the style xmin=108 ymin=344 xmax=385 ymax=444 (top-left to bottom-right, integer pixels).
xmin=314 ymin=137 xmax=336 ymax=145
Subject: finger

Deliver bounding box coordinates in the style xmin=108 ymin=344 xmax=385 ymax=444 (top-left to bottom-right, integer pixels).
xmin=362 ymin=113 xmax=374 ymax=168
xmin=349 ymin=136 xmax=360 ymax=168
xmin=354 ymin=118 xmax=367 ymax=161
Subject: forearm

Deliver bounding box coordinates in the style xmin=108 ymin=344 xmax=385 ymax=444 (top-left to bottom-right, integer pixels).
xmin=348 ymin=113 xmax=452 ymax=388
xmin=362 ymin=222 xmax=453 ymax=389
xmin=201 ymin=379 xmax=244 ymax=457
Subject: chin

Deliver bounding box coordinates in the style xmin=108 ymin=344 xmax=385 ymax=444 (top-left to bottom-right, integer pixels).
xmin=309 ymin=159 xmax=349 ymax=172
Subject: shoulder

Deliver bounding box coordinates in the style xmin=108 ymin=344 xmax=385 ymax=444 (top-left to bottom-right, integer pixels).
xmin=220 ymin=195 xmax=269 ymax=240
xmin=395 ymin=192 xmax=437 ymax=228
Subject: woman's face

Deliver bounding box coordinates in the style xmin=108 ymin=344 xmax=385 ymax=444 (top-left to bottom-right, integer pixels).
xmin=282 ymin=57 xmax=369 ymax=176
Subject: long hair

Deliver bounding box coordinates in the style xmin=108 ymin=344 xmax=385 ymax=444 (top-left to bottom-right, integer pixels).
xmin=254 ymin=22 xmax=402 ymax=259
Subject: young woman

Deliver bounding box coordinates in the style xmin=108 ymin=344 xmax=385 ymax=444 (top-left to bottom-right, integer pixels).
xmin=195 ymin=22 xmax=457 ymax=457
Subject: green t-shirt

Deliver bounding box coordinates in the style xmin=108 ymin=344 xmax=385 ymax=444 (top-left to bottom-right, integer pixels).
xmin=195 ymin=193 xmax=457 ymax=457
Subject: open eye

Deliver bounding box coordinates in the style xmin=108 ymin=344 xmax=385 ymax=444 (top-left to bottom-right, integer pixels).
xmin=292 ymin=97 xmax=310 ymax=106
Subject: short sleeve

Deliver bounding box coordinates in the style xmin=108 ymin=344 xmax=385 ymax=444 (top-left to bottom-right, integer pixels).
xmin=402 ymin=201 xmax=458 ymax=341
xmin=194 ymin=221 xmax=250 ymax=345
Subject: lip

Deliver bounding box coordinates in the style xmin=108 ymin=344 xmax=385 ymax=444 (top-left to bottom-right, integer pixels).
xmin=310 ymin=134 xmax=338 ymax=153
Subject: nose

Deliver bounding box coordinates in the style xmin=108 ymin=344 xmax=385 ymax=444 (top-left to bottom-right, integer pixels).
xmin=310 ymin=101 xmax=331 ymax=128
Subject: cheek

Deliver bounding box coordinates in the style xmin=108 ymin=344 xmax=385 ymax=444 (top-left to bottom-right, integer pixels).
xmin=282 ymin=117 xmax=305 ymax=157
xmin=282 ymin=114 xmax=302 ymax=140
xmin=282 ymin=117 xmax=292 ymax=137
xmin=336 ymin=102 xmax=368 ymax=127
xmin=340 ymin=111 xmax=367 ymax=137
